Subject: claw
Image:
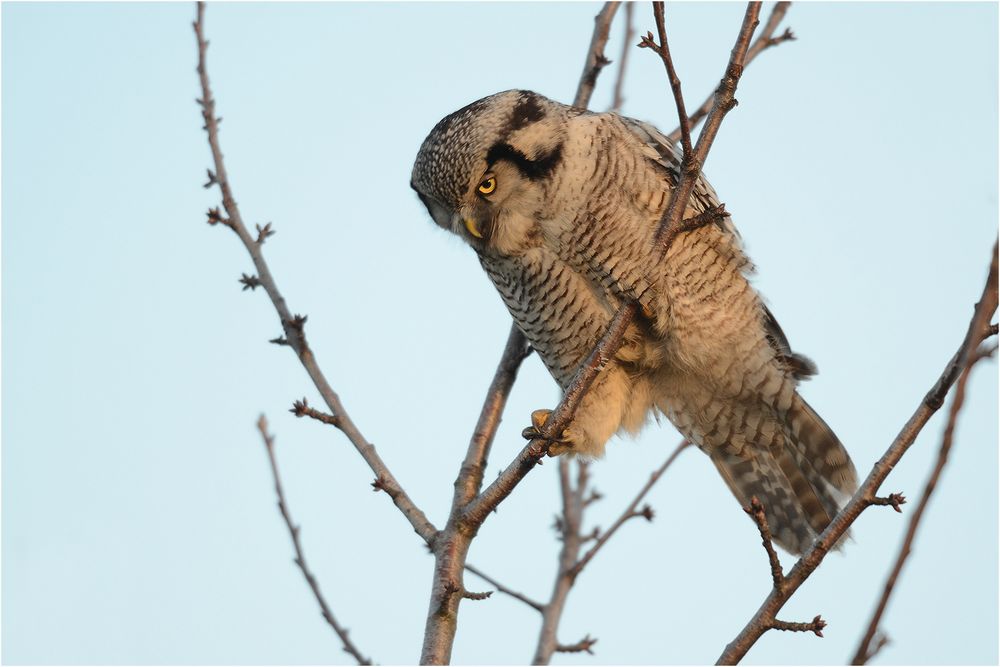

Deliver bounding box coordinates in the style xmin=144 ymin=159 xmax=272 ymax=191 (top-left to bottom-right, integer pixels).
xmin=531 ymin=409 xmax=552 ymax=431
xmin=521 ymin=408 xmax=574 ymax=456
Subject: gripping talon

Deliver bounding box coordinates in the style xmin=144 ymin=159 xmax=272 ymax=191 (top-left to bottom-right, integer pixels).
xmin=521 ymin=408 xmax=574 ymax=456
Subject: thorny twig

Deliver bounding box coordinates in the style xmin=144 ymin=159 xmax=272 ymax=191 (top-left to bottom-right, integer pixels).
xmin=256 ymin=416 xmax=372 ymax=666
xmin=717 ymin=240 xmax=999 ymax=664
xmin=194 ymin=2 xmax=436 ymax=544
xmin=850 ymin=339 xmax=998 ymax=665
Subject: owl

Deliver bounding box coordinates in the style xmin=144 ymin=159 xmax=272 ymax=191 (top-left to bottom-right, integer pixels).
xmin=410 ymin=90 xmax=857 ymax=555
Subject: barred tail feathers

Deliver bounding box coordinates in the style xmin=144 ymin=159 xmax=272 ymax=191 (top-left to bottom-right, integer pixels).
xmin=709 ymin=394 xmax=857 ymax=555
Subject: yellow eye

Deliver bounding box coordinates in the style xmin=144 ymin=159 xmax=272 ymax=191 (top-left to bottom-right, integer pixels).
xmin=478 ymin=176 xmax=497 ymax=195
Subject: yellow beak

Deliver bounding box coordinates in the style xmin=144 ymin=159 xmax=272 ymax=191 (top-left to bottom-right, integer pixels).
xmin=463 ymin=218 xmax=483 ymax=239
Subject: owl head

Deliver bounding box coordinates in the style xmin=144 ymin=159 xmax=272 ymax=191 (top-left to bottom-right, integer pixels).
xmin=411 ymin=90 xmax=576 ymax=255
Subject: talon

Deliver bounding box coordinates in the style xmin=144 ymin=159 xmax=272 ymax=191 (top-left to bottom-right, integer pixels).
xmin=531 ymin=409 xmax=552 ymax=431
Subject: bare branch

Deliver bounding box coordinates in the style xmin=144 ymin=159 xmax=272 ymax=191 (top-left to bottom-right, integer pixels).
xmin=744 ymin=497 xmax=785 ymax=590
xmin=419 ymin=5 xmax=627 ymax=661
xmin=462 ymin=302 xmax=640 ymax=526
xmin=256 ymin=415 xmax=372 ymax=666
xmin=651 ymin=1 xmax=762 ymax=255
xmin=290 ymin=397 xmax=342 ymax=427
xmin=850 ymin=337 xmax=997 ymax=664
xmin=668 ymin=2 xmax=794 ymax=143
xmin=772 ymin=615 xmax=826 ymax=638
xmin=717 ymin=239 xmax=999 ymax=665
xmin=533 ymin=459 xmax=589 ymax=665
xmin=556 ymin=635 xmax=598 ymax=655
xmin=571 ymin=440 xmax=690 ymax=577
xmin=639 ymin=2 xmax=695 ymax=157
xmin=573 ymin=2 xmax=622 ymax=109
xmin=193 ymin=2 xmax=436 ymax=545
xmin=609 ymin=2 xmax=635 ymax=112
xmin=464 ymin=564 xmax=546 ymax=613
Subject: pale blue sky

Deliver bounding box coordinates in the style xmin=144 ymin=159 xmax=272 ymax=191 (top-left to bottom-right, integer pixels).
xmin=2 ymin=2 xmax=997 ymax=665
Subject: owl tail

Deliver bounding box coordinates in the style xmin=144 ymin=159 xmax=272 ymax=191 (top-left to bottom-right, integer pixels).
xmin=710 ymin=394 xmax=858 ymax=555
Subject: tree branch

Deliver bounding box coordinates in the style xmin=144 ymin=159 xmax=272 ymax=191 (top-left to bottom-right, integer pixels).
xmin=667 ymin=2 xmax=794 ymax=144
xmin=609 ymin=2 xmax=635 ymax=112
xmin=573 ymin=2 xmax=621 ymax=109
xmin=571 ymin=440 xmax=690 ymax=578
xmin=193 ymin=2 xmax=436 ymax=545
xmin=717 ymin=239 xmax=999 ymax=665
xmin=464 ymin=563 xmax=546 ymax=613
xmin=418 ymin=7 xmax=625 ymax=662
xmin=461 ymin=302 xmax=640 ymax=527
xmin=850 ymin=340 xmax=997 ymax=665
xmin=256 ymin=416 xmax=372 ymax=666
xmin=532 ymin=459 xmax=592 ymax=665
xmin=647 ymin=0 xmax=762 ymax=255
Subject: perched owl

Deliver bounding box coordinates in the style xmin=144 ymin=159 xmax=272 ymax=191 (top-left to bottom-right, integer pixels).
xmin=411 ymin=90 xmax=857 ymax=554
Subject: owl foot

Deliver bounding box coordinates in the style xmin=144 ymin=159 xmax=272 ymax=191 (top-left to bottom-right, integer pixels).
xmin=520 ymin=409 xmax=574 ymax=456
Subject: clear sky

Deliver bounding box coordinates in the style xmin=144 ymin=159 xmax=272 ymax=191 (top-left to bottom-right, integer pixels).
xmin=2 ymin=2 xmax=997 ymax=665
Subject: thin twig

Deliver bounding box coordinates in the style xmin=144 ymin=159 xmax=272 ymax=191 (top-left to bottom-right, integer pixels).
xmin=667 ymin=2 xmax=794 ymax=143
xmin=772 ymin=616 xmax=826 ymax=638
xmin=717 ymin=240 xmax=999 ymax=664
xmin=532 ymin=459 xmax=591 ymax=665
xmin=573 ymin=2 xmax=622 ymax=109
xmin=850 ymin=342 xmax=997 ymax=665
xmin=571 ymin=440 xmax=690 ymax=577
xmin=744 ymin=497 xmax=785 ymax=590
xmin=609 ymin=2 xmax=635 ymax=112
xmin=464 ymin=564 xmax=546 ymax=613
xmin=461 ymin=302 xmax=639 ymax=527
xmin=640 ymin=2 xmax=694 ymax=157
xmin=193 ymin=3 xmax=436 ymax=545
xmin=652 ymin=1 xmax=761 ymax=255
xmin=556 ymin=635 xmax=598 ymax=655
xmin=256 ymin=415 xmax=372 ymax=666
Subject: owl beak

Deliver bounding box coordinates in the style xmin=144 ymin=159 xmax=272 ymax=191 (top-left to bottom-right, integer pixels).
xmin=463 ymin=217 xmax=483 ymax=239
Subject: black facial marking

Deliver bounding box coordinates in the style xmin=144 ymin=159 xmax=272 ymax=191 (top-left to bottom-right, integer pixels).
xmin=485 ymin=142 xmax=563 ymax=181
xmin=502 ymin=92 xmax=547 ymax=135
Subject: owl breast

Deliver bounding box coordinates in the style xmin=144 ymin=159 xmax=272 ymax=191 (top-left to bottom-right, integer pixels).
xmin=480 ymin=248 xmax=611 ymax=389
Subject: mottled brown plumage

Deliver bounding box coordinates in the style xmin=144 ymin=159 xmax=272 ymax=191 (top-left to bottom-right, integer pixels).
xmin=411 ymin=90 xmax=857 ymax=554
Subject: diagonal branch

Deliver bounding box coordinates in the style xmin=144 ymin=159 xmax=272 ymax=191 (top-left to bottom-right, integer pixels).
xmin=573 ymin=2 xmax=622 ymax=109
xmin=570 ymin=440 xmax=690 ymax=578
xmin=257 ymin=416 xmax=373 ymax=666
xmin=418 ymin=5 xmax=623 ymax=664
xmin=464 ymin=564 xmax=546 ymax=613
xmin=667 ymin=2 xmax=794 ymax=144
xmin=609 ymin=2 xmax=635 ymax=112
xmin=717 ymin=239 xmax=999 ymax=665
xmin=647 ymin=0 xmax=763 ymax=255
xmin=193 ymin=2 xmax=436 ymax=545
xmin=850 ymin=341 xmax=997 ymax=665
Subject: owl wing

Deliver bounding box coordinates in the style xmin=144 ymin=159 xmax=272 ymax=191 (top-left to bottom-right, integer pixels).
xmin=618 ymin=116 xmax=739 ymax=238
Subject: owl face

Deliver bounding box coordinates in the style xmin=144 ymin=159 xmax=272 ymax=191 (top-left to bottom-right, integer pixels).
xmin=411 ymin=90 xmax=574 ymax=256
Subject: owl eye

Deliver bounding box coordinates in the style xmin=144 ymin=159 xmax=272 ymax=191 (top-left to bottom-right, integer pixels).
xmin=477 ymin=176 xmax=497 ymax=196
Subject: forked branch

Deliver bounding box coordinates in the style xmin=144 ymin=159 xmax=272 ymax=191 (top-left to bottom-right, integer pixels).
xmin=717 ymin=240 xmax=999 ymax=664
